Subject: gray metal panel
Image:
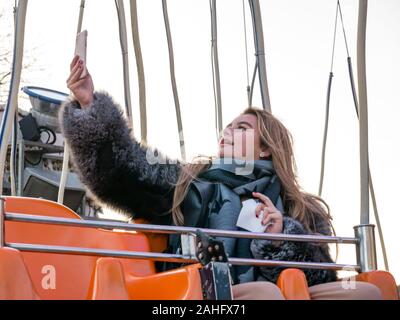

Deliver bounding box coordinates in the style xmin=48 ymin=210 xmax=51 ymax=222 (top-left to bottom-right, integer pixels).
xmin=23 ymin=167 xmax=84 ymax=192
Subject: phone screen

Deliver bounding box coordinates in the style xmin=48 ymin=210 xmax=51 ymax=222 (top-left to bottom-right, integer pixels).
xmin=74 ymin=30 xmax=87 ymax=78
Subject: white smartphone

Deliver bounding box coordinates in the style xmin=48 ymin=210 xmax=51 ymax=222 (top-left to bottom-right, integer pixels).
xmin=74 ymin=30 xmax=88 ymax=78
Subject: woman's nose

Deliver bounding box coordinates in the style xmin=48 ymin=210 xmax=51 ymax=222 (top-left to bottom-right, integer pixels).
xmin=225 ymin=127 xmax=234 ymax=136
xmin=219 ymin=127 xmax=229 ymax=139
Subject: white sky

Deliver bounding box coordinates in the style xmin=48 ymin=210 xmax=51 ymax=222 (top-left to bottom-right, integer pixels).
xmin=1 ymin=0 xmax=399 ymax=284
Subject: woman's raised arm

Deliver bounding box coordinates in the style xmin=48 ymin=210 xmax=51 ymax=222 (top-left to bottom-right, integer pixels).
xmin=59 ymin=89 xmax=182 ymax=223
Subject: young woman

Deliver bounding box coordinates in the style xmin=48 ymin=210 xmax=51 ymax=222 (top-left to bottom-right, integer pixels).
xmin=59 ymin=56 xmax=382 ymax=300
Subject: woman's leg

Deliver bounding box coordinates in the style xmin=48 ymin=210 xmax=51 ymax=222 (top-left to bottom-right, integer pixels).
xmin=309 ymin=281 xmax=382 ymax=300
xmin=232 ymin=281 xmax=285 ymax=300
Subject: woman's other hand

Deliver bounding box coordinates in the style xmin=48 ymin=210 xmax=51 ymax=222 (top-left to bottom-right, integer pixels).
xmin=253 ymin=192 xmax=283 ymax=234
xmin=67 ymin=55 xmax=94 ymax=109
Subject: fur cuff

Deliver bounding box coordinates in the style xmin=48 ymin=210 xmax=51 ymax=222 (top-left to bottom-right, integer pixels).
xmin=250 ymin=216 xmax=306 ymax=258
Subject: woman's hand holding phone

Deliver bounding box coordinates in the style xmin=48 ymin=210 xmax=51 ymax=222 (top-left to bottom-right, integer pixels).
xmin=66 ymin=55 xmax=94 ymax=109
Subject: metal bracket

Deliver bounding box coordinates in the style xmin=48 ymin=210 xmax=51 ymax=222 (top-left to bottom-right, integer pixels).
xmin=354 ymin=224 xmax=377 ymax=272
xmin=199 ymin=262 xmax=233 ymax=300
xmin=180 ymin=233 xmax=197 ymax=259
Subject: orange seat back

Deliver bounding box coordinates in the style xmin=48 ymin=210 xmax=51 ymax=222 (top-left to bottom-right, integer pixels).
xmin=125 ymin=263 xmax=204 ymax=300
xmin=277 ymin=268 xmax=311 ymax=300
xmin=90 ymin=258 xmax=130 ymax=300
xmin=277 ymin=268 xmax=399 ymax=300
xmin=0 ymin=247 xmax=39 ymax=300
xmin=134 ymin=218 xmax=168 ymax=253
xmin=89 ymin=258 xmax=204 ymax=300
xmin=356 ymin=271 xmax=399 ymax=300
xmin=4 ymin=196 xmax=156 ymax=300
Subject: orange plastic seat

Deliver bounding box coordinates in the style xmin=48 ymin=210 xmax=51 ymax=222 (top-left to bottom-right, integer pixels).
xmin=277 ymin=267 xmax=399 ymax=300
xmin=4 ymin=196 xmax=156 ymax=299
xmin=134 ymin=218 xmax=168 ymax=253
xmin=0 ymin=247 xmax=39 ymax=300
xmin=356 ymin=271 xmax=399 ymax=300
xmin=90 ymin=258 xmax=204 ymax=300
xmin=125 ymin=263 xmax=204 ymax=300
xmin=3 ymin=196 xmax=205 ymax=300
xmin=277 ymin=268 xmax=311 ymax=300
xmin=90 ymin=258 xmax=130 ymax=300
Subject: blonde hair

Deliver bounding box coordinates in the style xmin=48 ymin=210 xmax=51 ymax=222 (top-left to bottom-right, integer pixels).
xmin=171 ymin=107 xmax=334 ymax=238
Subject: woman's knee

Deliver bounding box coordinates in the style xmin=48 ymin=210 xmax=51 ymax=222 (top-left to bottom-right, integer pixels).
xmin=351 ymin=282 xmax=382 ymax=300
xmin=232 ymin=281 xmax=285 ymax=300
xmin=255 ymin=281 xmax=285 ymax=300
xmin=309 ymin=281 xmax=382 ymax=300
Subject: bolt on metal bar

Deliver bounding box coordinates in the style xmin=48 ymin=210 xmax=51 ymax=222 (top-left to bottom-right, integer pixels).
xmin=7 ymin=242 xmax=359 ymax=271
xmin=5 ymin=213 xmax=359 ymax=244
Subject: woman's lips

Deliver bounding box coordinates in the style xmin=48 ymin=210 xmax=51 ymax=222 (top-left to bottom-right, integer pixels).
xmin=220 ymin=138 xmax=233 ymax=146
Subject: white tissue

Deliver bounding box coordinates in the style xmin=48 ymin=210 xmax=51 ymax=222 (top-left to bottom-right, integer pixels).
xmin=236 ymin=198 xmax=266 ymax=233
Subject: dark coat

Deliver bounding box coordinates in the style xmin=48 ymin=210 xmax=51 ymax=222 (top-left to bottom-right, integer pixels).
xmin=59 ymin=91 xmax=338 ymax=286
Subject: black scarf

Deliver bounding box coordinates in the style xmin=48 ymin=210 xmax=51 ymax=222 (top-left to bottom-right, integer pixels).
xmin=167 ymin=157 xmax=283 ymax=284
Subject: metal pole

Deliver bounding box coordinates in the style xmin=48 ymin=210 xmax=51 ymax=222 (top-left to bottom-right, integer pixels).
xmin=17 ymin=139 xmax=24 ymax=196
xmin=129 ymin=0 xmax=147 ymax=143
xmin=8 ymin=242 xmax=193 ymax=264
xmin=0 ymin=0 xmax=28 ymax=195
xmin=0 ymin=197 xmax=5 ymax=247
xmin=115 ymin=0 xmax=133 ymax=121
xmin=10 ymin=116 xmax=17 ymax=196
xmin=347 ymin=56 xmax=389 ymax=271
xmin=248 ymin=0 xmax=271 ymax=112
xmin=5 ymin=212 xmax=359 ymax=244
xmin=357 ymin=0 xmax=370 ymax=225
xmin=162 ymin=0 xmax=186 ymax=160
xmin=318 ymin=72 xmax=334 ymax=196
xmin=228 ymin=257 xmax=360 ymax=271
xmin=9 ymin=5 xmax=18 ymax=197
xmin=354 ymin=224 xmax=377 ymax=272
xmin=210 ymin=0 xmax=223 ymax=137
xmin=6 ymin=242 xmax=359 ymax=271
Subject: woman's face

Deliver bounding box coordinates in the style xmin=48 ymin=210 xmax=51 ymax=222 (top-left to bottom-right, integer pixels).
xmin=218 ymin=113 xmax=271 ymax=161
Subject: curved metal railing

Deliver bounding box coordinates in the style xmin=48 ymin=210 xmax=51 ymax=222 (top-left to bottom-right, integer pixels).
xmin=1 ymin=197 xmax=376 ymax=273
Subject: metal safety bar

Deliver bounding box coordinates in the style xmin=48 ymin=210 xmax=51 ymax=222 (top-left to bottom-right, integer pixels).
xmin=1 ymin=206 xmax=375 ymax=272
xmin=0 ymin=197 xmax=4 ymax=247
xmin=5 ymin=213 xmax=359 ymax=244
xmin=6 ymin=242 xmax=359 ymax=271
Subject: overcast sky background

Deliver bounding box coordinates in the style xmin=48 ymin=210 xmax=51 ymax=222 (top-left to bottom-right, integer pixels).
xmin=1 ymin=0 xmax=399 ymax=283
